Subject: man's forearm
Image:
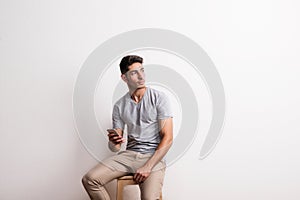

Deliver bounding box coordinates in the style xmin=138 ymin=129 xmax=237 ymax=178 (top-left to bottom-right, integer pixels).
xmin=133 ymin=118 xmax=173 ymax=183
xmin=143 ymin=136 xmax=173 ymax=169
xmin=144 ymin=118 xmax=173 ymax=169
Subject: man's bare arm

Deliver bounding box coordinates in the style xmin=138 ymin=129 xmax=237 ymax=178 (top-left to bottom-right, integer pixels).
xmin=134 ymin=117 xmax=173 ymax=183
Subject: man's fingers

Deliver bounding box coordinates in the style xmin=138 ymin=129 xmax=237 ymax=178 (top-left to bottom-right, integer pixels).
xmin=107 ymin=133 xmax=119 ymax=138
xmin=136 ymin=175 xmax=143 ymax=183
xmin=134 ymin=172 xmax=147 ymax=183
xmin=134 ymin=173 xmax=141 ymax=183
xmin=107 ymin=134 xmax=124 ymax=144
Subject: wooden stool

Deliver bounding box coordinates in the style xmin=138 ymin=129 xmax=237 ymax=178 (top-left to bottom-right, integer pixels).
xmin=117 ymin=175 xmax=162 ymax=200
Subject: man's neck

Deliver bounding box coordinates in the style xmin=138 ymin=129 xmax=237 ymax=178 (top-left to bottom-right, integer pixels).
xmin=130 ymin=86 xmax=147 ymax=103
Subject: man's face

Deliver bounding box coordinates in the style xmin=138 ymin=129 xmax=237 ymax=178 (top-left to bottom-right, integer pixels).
xmin=122 ymin=62 xmax=145 ymax=90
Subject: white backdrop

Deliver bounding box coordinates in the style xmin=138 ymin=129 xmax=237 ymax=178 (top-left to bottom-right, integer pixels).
xmin=1 ymin=0 xmax=300 ymax=199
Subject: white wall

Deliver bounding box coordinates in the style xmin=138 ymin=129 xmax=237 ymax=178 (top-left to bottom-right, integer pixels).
xmin=1 ymin=0 xmax=300 ymax=199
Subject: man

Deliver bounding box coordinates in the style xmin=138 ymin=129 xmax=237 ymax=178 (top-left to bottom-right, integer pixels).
xmin=82 ymin=55 xmax=173 ymax=200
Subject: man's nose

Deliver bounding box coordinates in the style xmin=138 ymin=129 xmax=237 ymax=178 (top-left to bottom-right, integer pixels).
xmin=137 ymin=71 xmax=144 ymax=79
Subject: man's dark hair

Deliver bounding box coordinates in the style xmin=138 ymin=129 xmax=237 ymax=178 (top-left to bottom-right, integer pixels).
xmin=119 ymin=55 xmax=143 ymax=74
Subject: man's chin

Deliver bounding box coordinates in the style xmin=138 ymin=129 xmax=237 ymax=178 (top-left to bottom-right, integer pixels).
xmin=137 ymin=85 xmax=146 ymax=89
xmin=134 ymin=84 xmax=146 ymax=90
xmin=129 ymin=84 xmax=146 ymax=92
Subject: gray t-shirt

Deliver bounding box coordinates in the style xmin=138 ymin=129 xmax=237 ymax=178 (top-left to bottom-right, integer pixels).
xmin=112 ymin=87 xmax=173 ymax=154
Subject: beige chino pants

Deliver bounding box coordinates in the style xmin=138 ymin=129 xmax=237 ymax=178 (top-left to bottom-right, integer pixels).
xmin=82 ymin=150 xmax=166 ymax=200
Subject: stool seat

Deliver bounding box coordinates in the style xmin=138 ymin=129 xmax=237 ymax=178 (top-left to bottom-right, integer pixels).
xmin=118 ymin=175 xmax=136 ymax=180
xmin=116 ymin=175 xmax=162 ymax=200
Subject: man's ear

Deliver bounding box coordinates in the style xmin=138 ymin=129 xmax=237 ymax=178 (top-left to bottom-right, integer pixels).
xmin=121 ymin=74 xmax=127 ymax=83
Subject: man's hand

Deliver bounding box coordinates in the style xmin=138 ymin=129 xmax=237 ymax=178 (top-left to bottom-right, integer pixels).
xmin=107 ymin=129 xmax=125 ymax=144
xmin=107 ymin=128 xmax=124 ymax=152
xmin=134 ymin=165 xmax=152 ymax=183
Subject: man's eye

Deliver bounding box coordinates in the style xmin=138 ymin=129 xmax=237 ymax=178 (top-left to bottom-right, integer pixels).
xmin=130 ymin=71 xmax=137 ymax=75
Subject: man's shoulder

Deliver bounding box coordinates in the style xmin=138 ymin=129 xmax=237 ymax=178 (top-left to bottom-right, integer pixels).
xmin=114 ymin=92 xmax=129 ymax=107
xmin=147 ymin=87 xmax=167 ymax=99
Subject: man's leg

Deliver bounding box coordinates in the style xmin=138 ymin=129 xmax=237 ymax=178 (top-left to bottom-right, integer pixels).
xmin=82 ymin=163 xmax=128 ymax=200
xmin=139 ymin=167 xmax=166 ymax=200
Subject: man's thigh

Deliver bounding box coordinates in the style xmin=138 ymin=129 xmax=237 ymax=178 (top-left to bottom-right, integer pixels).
xmin=139 ymin=167 xmax=166 ymax=200
xmin=84 ymin=163 xmax=128 ymax=185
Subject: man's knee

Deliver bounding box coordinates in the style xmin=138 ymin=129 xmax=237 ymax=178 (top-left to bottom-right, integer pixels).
xmin=82 ymin=172 xmax=102 ymax=187
xmin=82 ymin=173 xmax=92 ymax=187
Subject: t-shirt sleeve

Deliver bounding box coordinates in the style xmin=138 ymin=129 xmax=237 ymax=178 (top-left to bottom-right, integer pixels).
xmin=112 ymin=104 xmax=125 ymax=130
xmin=156 ymin=92 xmax=173 ymax=120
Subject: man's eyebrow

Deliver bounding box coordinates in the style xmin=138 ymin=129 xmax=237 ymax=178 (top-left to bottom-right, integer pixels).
xmin=128 ymin=66 xmax=143 ymax=71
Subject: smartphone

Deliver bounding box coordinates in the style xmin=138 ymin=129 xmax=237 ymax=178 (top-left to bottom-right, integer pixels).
xmin=107 ymin=129 xmax=119 ymax=136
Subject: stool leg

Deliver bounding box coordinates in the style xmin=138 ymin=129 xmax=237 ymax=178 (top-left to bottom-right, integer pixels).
xmin=117 ymin=180 xmax=124 ymax=200
xmin=117 ymin=179 xmax=136 ymax=200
